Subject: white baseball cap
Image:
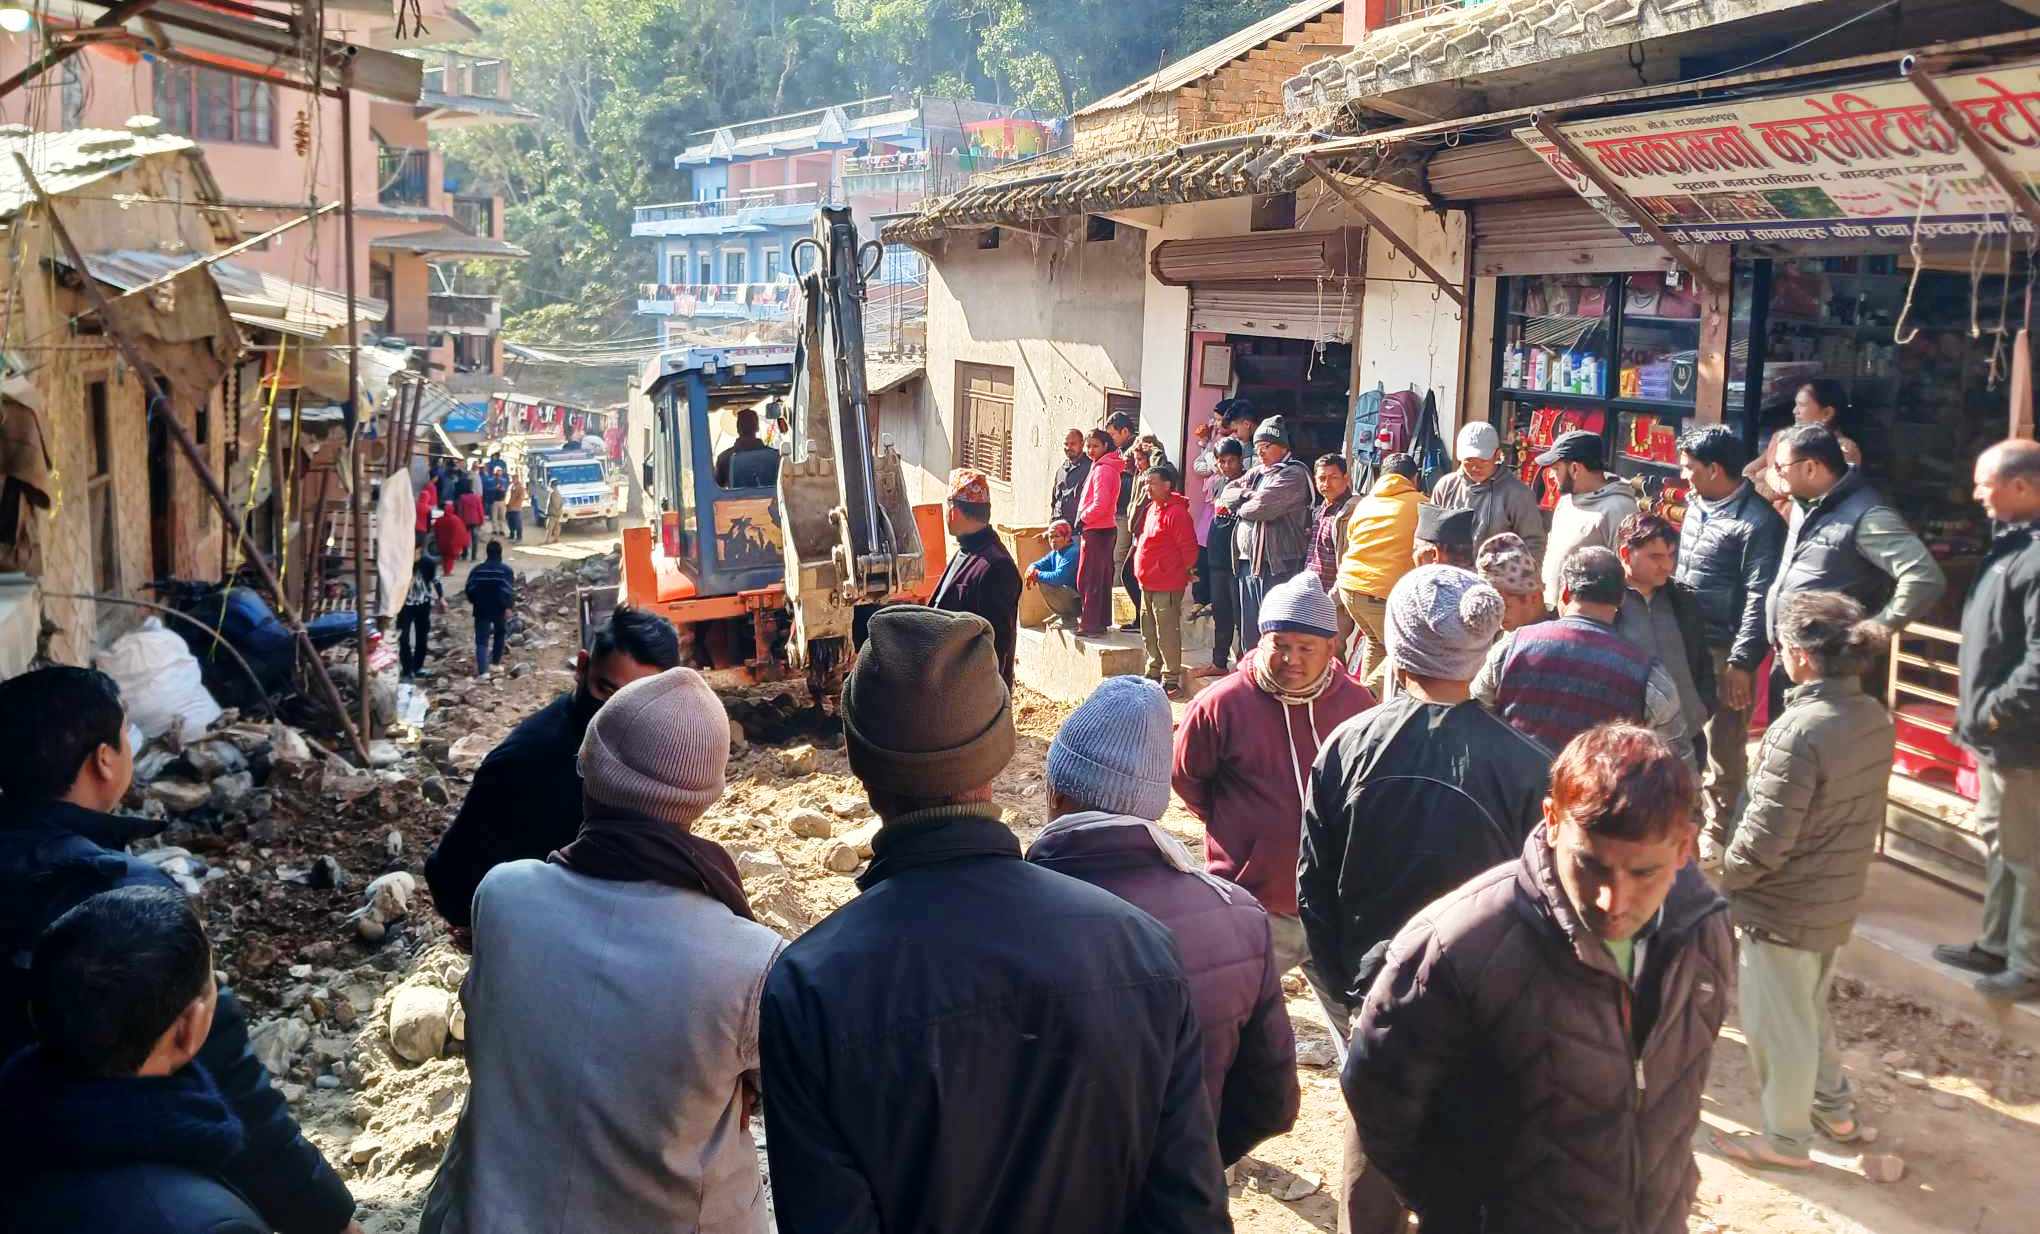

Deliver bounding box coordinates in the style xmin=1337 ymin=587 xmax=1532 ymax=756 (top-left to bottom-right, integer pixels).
xmin=1456 ymin=421 xmax=1501 ymax=461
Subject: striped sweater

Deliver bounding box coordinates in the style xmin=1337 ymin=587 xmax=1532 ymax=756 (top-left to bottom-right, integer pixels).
xmin=1493 ymin=615 xmax=1651 ymax=753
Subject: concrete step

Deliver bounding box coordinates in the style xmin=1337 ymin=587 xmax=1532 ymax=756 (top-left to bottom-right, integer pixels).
xmin=1015 ymin=612 xmax=1223 ymax=705
xmin=1838 ymin=861 xmax=2040 ymax=1049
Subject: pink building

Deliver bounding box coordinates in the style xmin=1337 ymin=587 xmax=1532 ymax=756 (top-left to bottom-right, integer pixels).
xmin=0 ymin=0 xmax=534 ymax=395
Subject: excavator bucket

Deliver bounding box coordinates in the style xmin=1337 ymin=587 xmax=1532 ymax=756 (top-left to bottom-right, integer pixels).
xmin=779 ymin=206 xmax=926 ymax=696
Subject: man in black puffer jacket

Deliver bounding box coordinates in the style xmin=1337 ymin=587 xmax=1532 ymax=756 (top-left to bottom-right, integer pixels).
xmin=0 ymin=668 xmax=356 ymax=1234
xmin=3 ymin=886 xmax=270 ymax=1233
xmin=1674 ymin=425 xmax=1784 ymax=831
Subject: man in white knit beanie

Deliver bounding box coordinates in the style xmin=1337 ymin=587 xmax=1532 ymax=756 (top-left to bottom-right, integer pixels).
xmin=1299 ymin=565 xmax=1554 ymax=1234
xmin=424 ymin=668 xmax=784 ymax=1234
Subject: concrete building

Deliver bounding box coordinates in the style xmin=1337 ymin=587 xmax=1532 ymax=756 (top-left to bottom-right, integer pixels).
xmin=0 ymin=0 xmax=536 ymax=402
xmin=632 ymin=95 xmax=1048 ymax=350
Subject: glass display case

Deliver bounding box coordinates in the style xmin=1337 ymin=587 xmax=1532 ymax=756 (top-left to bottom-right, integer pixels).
xmin=1494 ymin=271 xmax=1704 ymax=513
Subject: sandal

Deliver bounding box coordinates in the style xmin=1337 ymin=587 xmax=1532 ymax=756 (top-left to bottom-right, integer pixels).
xmin=1710 ymin=1131 xmax=1813 ymax=1172
xmin=1811 ymin=1110 xmax=1877 ymax=1144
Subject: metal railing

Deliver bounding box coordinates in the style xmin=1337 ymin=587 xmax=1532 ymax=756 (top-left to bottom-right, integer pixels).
xmin=378 ymin=147 xmax=431 ymax=208
xmin=842 ymin=150 xmax=1018 ymax=197
xmin=1379 ymin=0 xmax=1488 ymax=26
xmin=636 ymin=282 xmax=799 ymax=319
xmin=420 ymin=52 xmax=510 ymax=101
xmin=634 ymin=183 xmax=828 ymax=225
xmin=453 ymin=196 xmax=495 ymax=237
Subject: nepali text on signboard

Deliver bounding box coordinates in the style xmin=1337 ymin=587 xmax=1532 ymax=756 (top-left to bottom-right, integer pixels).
xmin=1512 ymin=63 xmax=2040 ymax=245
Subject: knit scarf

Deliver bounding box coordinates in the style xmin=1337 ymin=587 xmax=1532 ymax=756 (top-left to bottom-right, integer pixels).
xmin=1252 ymin=655 xmax=1337 ymax=706
xmin=550 ymin=806 xmax=754 ymax=921
xmin=1034 ymin=810 xmax=1235 ymax=902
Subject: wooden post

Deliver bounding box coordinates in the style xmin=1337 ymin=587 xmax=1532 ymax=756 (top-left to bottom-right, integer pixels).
xmin=1691 ymin=244 xmax=1734 ymax=425
xmin=1303 ymin=157 xmax=1465 ymax=306
xmin=340 ymin=85 xmax=371 ymax=744
xmin=11 ymin=152 xmax=369 ymax=763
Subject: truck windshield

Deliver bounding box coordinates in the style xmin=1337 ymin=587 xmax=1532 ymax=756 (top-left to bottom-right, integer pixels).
xmin=550 ymin=463 xmax=605 ymax=486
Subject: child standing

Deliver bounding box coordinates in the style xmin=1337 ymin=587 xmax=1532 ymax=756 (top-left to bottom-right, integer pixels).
xmin=1132 ymin=465 xmax=1198 ymax=696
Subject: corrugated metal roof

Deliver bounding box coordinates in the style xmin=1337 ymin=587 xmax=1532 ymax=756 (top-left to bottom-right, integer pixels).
xmin=0 ymin=123 xmax=215 ymax=220
xmin=68 ymin=249 xmax=386 ymax=339
xmin=1077 ymin=0 xmax=1345 ymax=117
xmin=370 ymin=227 xmax=529 ymax=259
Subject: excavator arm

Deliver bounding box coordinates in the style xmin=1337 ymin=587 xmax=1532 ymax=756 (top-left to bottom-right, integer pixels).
xmin=777 ymin=206 xmax=927 ymax=703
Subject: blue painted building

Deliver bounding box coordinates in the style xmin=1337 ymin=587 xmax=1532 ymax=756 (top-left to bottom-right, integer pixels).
xmin=632 ymin=95 xmax=1048 ymax=348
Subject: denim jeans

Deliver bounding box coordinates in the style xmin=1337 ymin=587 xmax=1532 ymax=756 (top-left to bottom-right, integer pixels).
xmin=474 ymin=614 xmax=507 ymax=675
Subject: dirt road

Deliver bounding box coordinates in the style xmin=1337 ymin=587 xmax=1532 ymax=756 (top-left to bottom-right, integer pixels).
xmin=176 ymin=544 xmax=2039 ymax=1232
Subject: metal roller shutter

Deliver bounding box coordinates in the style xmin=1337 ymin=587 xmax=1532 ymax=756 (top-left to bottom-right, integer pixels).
xmin=1425 ymin=139 xmax=1570 ymax=203
xmin=1470 ymin=194 xmax=1673 ymax=277
xmin=1151 ymin=227 xmax=1365 ymax=286
xmin=1189 ymin=280 xmax=1358 ymax=342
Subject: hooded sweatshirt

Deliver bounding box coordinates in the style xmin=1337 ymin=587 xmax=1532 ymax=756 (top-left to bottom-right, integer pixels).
xmin=1075 ymin=449 xmax=1125 ymax=533
xmin=1133 ymin=491 xmax=1199 ymax=592
xmin=1336 ymin=472 xmax=1424 ymax=600
xmin=1430 ymin=468 xmax=1547 ymax=564
xmin=1172 ymin=650 xmax=1375 ymax=916
xmin=1543 ymin=480 xmax=1640 ymax=607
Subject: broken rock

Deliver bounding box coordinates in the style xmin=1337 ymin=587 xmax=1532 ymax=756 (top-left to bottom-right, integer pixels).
xmin=249 ymin=1017 xmax=311 ymax=1076
xmin=840 ymin=821 xmax=881 ymax=860
xmin=147 ymin=778 xmax=212 ymax=815
xmin=387 ymin=982 xmax=453 ymax=1064
xmin=365 ymin=740 xmax=404 ymax=769
xmin=822 ymin=841 xmax=861 ymax=874
xmin=737 ymin=849 xmax=786 ymax=880
xmin=1862 ymin=1152 xmax=1906 ymax=1183
xmin=788 ymin=809 xmax=834 ymax=839
xmin=1294 ymin=1038 xmax=1338 ymax=1069
xmin=779 ymin=744 xmax=818 ymax=776
xmin=181 ymin=740 xmax=247 ymax=780
xmin=449 ymin=733 xmax=493 ymax=774
xmin=208 ymin=770 xmax=255 ymax=811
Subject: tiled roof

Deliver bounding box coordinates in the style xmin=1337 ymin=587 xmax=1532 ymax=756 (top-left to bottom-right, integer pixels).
xmin=1283 ymin=0 xmax=1820 ymax=115
xmin=882 ymin=129 xmax=1318 ymax=242
xmin=0 ymin=121 xmax=218 ymax=220
xmin=1077 ymin=0 xmax=1347 ymax=117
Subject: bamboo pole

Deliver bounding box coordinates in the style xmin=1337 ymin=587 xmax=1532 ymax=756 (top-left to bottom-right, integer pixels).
xmin=340 ymin=86 xmax=372 ymax=745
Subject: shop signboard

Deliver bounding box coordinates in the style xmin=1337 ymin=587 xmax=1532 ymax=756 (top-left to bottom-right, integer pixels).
xmin=1513 ymin=63 xmax=2040 ymax=245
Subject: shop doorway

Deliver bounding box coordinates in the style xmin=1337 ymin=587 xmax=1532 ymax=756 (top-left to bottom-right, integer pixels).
xmin=1220 ymin=335 xmax=1352 ymax=463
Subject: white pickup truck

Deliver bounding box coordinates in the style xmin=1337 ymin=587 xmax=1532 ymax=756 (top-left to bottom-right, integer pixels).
xmin=528 ymin=449 xmax=625 ymax=531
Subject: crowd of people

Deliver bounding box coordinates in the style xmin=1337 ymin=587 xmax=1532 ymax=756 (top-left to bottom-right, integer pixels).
xmin=2 ymin=390 xmax=2038 ymax=1233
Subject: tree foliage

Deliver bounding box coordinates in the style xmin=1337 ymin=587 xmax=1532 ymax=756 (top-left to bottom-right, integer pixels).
xmin=445 ymin=0 xmax=1292 ymax=341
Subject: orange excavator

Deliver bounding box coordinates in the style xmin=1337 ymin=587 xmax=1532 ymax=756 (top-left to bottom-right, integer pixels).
xmin=616 ymin=207 xmax=942 ymax=705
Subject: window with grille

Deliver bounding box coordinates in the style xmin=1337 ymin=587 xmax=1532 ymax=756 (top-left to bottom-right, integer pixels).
xmin=154 ymin=64 xmax=274 ymax=145
xmin=723 ymin=249 xmax=747 ymax=284
xmin=955 ymin=363 xmax=1014 ymax=483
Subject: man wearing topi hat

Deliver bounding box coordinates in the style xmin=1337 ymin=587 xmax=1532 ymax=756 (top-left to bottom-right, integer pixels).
xmin=1175 ymin=571 xmax=1374 ymax=980
xmin=930 ymin=467 xmax=1022 ymax=686
xmin=1412 ymin=503 xmax=1477 ymax=570
xmin=760 ymin=608 xmax=1228 ymax=1233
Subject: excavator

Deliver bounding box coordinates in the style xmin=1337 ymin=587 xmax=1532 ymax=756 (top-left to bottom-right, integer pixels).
xmin=615 ymin=207 xmax=942 ymax=706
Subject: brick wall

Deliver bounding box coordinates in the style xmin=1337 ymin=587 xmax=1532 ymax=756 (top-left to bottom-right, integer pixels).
xmin=1179 ymin=11 xmax=1345 ymax=132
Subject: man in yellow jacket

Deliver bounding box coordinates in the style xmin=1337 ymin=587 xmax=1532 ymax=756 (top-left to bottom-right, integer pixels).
xmin=1337 ymin=453 xmax=1426 ymax=685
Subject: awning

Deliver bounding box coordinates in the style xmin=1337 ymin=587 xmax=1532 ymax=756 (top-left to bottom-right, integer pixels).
xmin=371 ymin=227 xmax=529 ymax=260
xmin=884 ymin=129 xmax=1325 ymax=242
xmin=868 ymin=360 xmax=924 ymax=395
xmin=35 ymin=1 xmax=424 ymax=103
xmin=77 ymin=249 xmax=385 ymax=339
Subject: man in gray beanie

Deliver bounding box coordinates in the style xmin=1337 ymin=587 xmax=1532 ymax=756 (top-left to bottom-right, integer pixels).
xmin=425 ymin=668 xmax=785 ymax=1234
xmin=1299 ymin=565 xmax=1552 ymax=1234
xmin=1027 ymin=676 xmax=1299 ymax=1167
xmin=761 ymin=607 xmax=1228 ymax=1234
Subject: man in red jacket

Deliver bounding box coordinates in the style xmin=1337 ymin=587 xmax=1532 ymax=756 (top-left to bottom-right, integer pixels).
xmin=1132 ymin=466 xmax=1198 ymax=696
xmin=1174 ymin=570 xmax=1374 ymax=976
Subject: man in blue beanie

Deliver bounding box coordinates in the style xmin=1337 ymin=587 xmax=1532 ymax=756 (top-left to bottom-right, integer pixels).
xmin=1028 ymin=676 xmax=1299 ymax=1166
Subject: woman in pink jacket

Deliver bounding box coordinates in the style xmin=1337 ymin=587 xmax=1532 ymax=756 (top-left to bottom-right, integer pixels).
xmin=1074 ymin=430 xmax=1125 ymax=636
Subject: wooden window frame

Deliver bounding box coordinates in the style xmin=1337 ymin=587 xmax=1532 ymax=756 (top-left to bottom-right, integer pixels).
xmin=85 ymin=378 xmax=118 ymax=596
xmin=154 ymin=63 xmax=276 ymax=146
xmin=955 ymin=362 xmax=1015 ymax=484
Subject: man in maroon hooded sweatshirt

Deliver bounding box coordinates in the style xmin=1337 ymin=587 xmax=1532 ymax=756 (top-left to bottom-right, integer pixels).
xmin=1174 ymin=570 xmax=1374 ymax=978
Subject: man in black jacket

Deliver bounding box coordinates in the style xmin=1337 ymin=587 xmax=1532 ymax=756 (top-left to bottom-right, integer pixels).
xmin=1940 ymin=439 xmax=2040 ymax=1002
xmin=3 ymin=886 xmax=271 ymax=1234
xmin=0 ymin=668 xmax=356 ymax=1234
xmin=1047 ymin=427 xmax=1091 ymax=527
xmin=760 ymin=607 xmax=1229 ymax=1233
xmin=1675 ymin=425 xmax=1784 ymax=831
xmin=930 ymin=468 xmax=1023 ymax=686
xmin=1301 ymin=564 xmax=1551 ymax=1234
xmin=425 ymin=605 xmax=679 ymax=932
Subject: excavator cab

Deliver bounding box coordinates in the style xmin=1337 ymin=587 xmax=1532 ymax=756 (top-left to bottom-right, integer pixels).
xmin=617 ymin=208 xmax=938 ymax=701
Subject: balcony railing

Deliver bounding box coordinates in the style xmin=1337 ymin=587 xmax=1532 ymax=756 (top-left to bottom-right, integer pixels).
xmin=637 ymin=282 xmax=797 ymax=320
xmin=633 ymin=183 xmax=827 ymax=226
xmin=843 ymin=150 xmax=1020 ymax=199
xmin=420 ymin=52 xmax=511 ymax=102
xmin=430 ymin=293 xmax=501 ymax=332
xmin=452 ymin=195 xmax=495 ymax=238
xmin=379 ymin=146 xmax=431 ymax=208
